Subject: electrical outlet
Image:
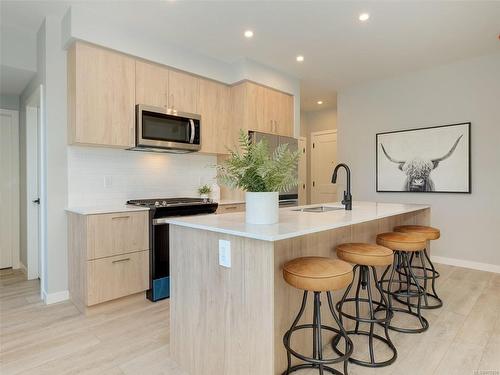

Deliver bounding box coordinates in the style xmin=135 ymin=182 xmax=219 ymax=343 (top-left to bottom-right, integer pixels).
xmin=218 ymin=240 xmax=231 ymax=268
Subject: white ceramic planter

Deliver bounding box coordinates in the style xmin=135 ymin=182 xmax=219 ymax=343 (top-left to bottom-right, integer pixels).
xmin=245 ymin=191 xmax=279 ymax=224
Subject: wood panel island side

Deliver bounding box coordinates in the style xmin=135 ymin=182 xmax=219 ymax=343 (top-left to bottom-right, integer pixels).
xmin=166 ymin=201 xmax=430 ymax=375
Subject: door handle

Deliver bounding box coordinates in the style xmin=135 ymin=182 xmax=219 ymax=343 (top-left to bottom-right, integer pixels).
xmin=33 ymin=198 xmax=40 ymax=204
xmin=189 ymin=119 xmax=195 ymax=143
xmin=112 ymin=258 xmax=131 ymax=264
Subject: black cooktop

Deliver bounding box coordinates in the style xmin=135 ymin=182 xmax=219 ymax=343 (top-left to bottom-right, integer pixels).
xmin=127 ymin=197 xmax=213 ymax=207
xmin=127 ymin=197 xmax=218 ymax=218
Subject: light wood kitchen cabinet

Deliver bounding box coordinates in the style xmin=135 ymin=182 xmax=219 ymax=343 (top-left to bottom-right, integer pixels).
xmin=198 ymin=79 xmax=232 ymax=154
xmin=68 ymin=42 xmax=136 ymax=148
xmin=68 ymin=210 xmax=150 ymax=312
xmin=135 ymin=60 xmax=169 ymax=108
xmin=136 ymin=64 xmax=200 ymax=114
xmin=168 ymin=70 xmax=199 ymax=114
xmin=86 ymin=211 xmax=149 ymax=260
xmin=87 ymin=250 xmax=149 ymax=306
xmin=231 ymin=81 xmax=294 ymax=137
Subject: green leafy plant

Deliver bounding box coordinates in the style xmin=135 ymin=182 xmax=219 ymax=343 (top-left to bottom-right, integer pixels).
xmin=198 ymin=184 xmax=212 ymax=195
xmin=216 ymin=130 xmax=300 ymax=192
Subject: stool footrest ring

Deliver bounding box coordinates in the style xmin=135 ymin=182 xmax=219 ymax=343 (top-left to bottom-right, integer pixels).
xmin=331 ymin=330 xmax=397 ymax=368
xmin=375 ymin=306 xmax=429 ymax=333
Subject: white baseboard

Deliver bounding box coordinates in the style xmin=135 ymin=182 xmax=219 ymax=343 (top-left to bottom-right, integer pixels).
xmin=431 ymin=255 xmax=500 ymax=274
xmin=43 ymin=290 xmax=70 ymax=304
xmin=18 ymin=262 xmax=27 ymax=275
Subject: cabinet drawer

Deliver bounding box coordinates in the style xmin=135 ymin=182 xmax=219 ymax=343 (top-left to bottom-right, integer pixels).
xmin=216 ymin=203 xmax=245 ymax=214
xmin=87 ymin=211 xmax=149 ymax=260
xmin=87 ymin=250 xmax=149 ymax=306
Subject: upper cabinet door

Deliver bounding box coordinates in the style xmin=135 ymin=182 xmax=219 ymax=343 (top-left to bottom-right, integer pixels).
xmin=245 ymin=82 xmax=266 ymax=132
xmin=68 ymin=42 xmax=135 ymax=148
xmin=135 ymin=60 xmax=169 ymax=108
xmin=264 ymin=88 xmax=280 ymax=134
xmin=278 ymin=92 xmax=294 ymax=137
xmin=168 ymin=70 xmax=199 ymax=114
xmin=198 ymin=79 xmax=231 ymax=154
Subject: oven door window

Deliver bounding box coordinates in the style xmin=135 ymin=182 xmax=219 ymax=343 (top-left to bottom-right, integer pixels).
xmin=142 ymin=112 xmax=190 ymax=143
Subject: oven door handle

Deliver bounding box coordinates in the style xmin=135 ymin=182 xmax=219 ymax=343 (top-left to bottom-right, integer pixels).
xmin=189 ymin=119 xmax=195 ymax=144
xmin=153 ymin=218 xmax=170 ymax=225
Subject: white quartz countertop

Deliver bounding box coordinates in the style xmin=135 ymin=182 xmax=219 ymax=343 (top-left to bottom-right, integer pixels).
xmin=165 ymin=201 xmax=430 ymax=241
xmin=65 ymin=205 xmax=150 ymax=215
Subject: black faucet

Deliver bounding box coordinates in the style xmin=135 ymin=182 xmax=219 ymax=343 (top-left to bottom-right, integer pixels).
xmin=331 ymin=163 xmax=352 ymax=210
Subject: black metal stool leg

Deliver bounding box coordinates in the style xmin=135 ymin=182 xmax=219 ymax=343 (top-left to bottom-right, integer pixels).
xmin=283 ymin=290 xmax=353 ymax=375
xmin=332 ymin=265 xmax=397 ymax=367
xmin=394 ymin=249 xmax=443 ymax=309
xmin=285 ymin=291 xmax=308 ymax=375
xmin=377 ymin=250 xmax=429 ymax=334
xmin=314 ymin=292 xmax=324 ymax=374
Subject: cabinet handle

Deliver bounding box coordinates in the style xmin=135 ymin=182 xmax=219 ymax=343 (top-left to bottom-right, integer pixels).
xmin=111 ymin=215 xmax=130 ymax=220
xmin=303 ymin=184 xmax=306 ymax=189
xmin=225 ymin=206 xmax=238 ymax=210
xmin=313 ymin=181 xmax=315 ymax=187
xmin=112 ymin=258 xmax=131 ymax=264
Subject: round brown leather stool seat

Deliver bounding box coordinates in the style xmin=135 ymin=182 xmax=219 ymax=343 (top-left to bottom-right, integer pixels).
xmin=283 ymin=256 xmax=353 ymax=292
xmin=282 ymin=257 xmax=354 ymax=374
xmin=394 ymin=225 xmax=440 ymax=240
xmin=393 ymin=225 xmax=443 ymax=310
xmin=333 ymin=243 xmax=397 ymax=368
xmin=375 ymin=232 xmax=429 ymax=334
xmin=376 ymin=232 xmax=427 ymax=252
xmin=336 ymin=243 xmax=393 ymax=266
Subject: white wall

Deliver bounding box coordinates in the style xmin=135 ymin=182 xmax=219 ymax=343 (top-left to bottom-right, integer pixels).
xmin=302 ymin=108 xmax=337 ymax=134
xmin=338 ymin=52 xmax=500 ymax=268
xmin=68 ymin=147 xmax=217 ymax=207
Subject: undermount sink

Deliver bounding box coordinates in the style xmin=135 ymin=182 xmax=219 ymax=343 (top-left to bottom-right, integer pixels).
xmin=292 ymin=205 xmax=344 ymax=213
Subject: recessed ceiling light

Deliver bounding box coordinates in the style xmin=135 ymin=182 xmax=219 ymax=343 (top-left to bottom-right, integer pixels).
xmin=317 ymin=101 xmax=323 ymax=105
xmin=296 ymin=55 xmax=304 ymax=62
xmin=244 ymin=30 xmax=254 ymax=38
xmin=359 ymin=13 xmax=370 ymax=22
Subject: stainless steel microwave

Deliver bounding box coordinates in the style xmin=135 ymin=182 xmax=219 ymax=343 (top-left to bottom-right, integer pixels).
xmin=132 ymin=104 xmax=201 ymax=153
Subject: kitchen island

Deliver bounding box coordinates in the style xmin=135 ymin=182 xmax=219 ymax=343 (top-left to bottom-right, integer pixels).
xmin=166 ymin=201 xmax=430 ymax=375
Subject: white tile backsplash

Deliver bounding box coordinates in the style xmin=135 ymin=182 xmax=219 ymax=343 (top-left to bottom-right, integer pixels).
xmin=68 ymin=146 xmax=217 ymax=207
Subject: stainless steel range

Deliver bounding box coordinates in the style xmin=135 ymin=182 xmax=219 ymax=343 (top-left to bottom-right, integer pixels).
xmin=127 ymin=197 xmax=218 ymax=301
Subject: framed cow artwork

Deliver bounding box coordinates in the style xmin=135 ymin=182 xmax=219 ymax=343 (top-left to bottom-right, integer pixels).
xmin=376 ymin=122 xmax=471 ymax=193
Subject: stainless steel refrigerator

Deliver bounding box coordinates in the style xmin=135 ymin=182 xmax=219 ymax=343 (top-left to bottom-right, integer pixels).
xmin=248 ymin=131 xmax=299 ymax=207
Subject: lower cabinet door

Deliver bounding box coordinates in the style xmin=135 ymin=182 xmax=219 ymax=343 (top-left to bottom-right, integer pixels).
xmin=87 ymin=250 xmax=149 ymax=306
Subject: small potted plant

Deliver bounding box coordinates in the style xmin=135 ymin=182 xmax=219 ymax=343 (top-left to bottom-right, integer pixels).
xmin=216 ymin=130 xmax=300 ymax=224
xmin=198 ymin=184 xmax=212 ymax=201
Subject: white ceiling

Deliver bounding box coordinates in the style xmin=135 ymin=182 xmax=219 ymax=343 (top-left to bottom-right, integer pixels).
xmin=1 ymin=1 xmax=499 ymax=110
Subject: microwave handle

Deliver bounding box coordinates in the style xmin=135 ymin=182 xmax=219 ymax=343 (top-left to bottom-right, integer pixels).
xmin=189 ymin=119 xmax=195 ymax=143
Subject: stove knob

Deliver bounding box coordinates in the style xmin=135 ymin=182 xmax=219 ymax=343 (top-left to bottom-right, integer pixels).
xmin=155 ymin=201 xmax=160 ymax=206
xmin=162 ymin=201 xmax=167 ymax=206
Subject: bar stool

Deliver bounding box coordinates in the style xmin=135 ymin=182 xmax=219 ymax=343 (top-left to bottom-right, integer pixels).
xmin=332 ymin=243 xmax=397 ymax=368
xmin=283 ymin=256 xmax=354 ymax=375
xmin=394 ymin=225 xmax=442 ymax=309
xmin=376 ymin=232 xmax=429 ymax=334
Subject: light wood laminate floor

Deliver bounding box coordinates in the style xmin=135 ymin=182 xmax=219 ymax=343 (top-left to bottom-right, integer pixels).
xmin=1 ymin=264 xmax=499 ymax=375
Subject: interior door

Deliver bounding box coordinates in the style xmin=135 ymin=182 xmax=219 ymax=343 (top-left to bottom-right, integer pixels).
xmin=311 ymin=131 xmax=337 ymax=204
xmin=26 ymin=105 xmax=40 ymax=279
xmin=0 ymin=110 xmax=19 ymax=269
